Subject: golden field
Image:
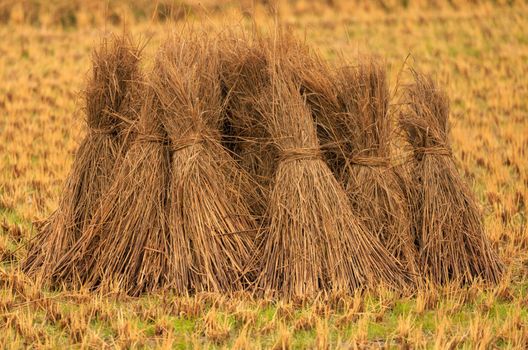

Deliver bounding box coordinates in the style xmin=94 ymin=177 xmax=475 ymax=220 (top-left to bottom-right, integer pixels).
xmin=0 ymin=1 xmax=527 ymax=348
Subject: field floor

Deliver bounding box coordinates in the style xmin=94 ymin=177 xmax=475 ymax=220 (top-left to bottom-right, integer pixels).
xmin=1 ymin=3 xmax=528 ymax=349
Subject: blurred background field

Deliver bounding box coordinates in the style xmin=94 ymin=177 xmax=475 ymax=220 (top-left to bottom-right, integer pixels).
xmin=0 ymin=1 xmax=527 ymax=348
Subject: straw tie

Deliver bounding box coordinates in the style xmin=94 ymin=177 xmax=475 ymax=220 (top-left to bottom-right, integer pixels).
xmin=415 ymin=145 xmax=452 ymax=158
xmin=135 ymin=133 xmax=167 ymax=144
xmin=170 ymin=134 xmax=204 ymax=152
xmin=279 ymin=147 xmax=322 ymax=163
xmin=170 ymin=128 xmax=222 ymax=153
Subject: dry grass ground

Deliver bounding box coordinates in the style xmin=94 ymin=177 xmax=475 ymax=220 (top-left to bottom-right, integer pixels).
xmin=0 ymin=1 xmax=527 ymax=348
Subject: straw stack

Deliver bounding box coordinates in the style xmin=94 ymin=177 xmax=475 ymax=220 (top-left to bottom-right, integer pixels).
xmin=22 ymin=28 xmax=503 ymax=298
xmin=51 ymin=85 xmax=170 ymax=295
xmin=23 ymin=35 xmax=143 ymax=283
xmin=152 ymin=33 xmax=260 ymax=293
xmin=400 ymin=70 xmax=503 ymax=284
xmin=254 ymin=43 xmax=411 ymax=298
xmin=329 ymin=59 xmax=419 ymax=278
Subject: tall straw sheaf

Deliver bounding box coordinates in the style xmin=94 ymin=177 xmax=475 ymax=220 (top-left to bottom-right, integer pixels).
xmin=248 ymin=35 xmax=419 ymax=282
xmin=254 ymin=40 xmax=411 ymax=299
xmin=23 ymin=35 xmax=143 ymax=283
xmin=152 ymin=33 xmax=260 ymax=293
xmin=328 ymin=59 xmax=419 ymax=278
xmin=51 ymin=84 xmax=170 ymax=295
xmin=400 ymin=70 xmax=503 ymax=284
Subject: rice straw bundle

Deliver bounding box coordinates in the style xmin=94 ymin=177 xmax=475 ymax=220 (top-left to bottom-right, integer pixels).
xmin=329 ymin=59 xmax=419 ymax=278
xmin=400 ymin=70 xmax=503 ymax=284
xmin=23 ymin=35 xmax=143 ymax=282
xmin=266 ymin=34 xmax=418 ymax=280
xmin=255 ymin=49 xmax=411 ymax=299
xmin=152 ymin=33 xmax=259 ymax=293
xmin=51 ymin=86 xmax=170 ymax=295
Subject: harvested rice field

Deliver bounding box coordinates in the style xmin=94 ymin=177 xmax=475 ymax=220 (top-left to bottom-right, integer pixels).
xmin=1 ymin=1 xmax=527 ymax=348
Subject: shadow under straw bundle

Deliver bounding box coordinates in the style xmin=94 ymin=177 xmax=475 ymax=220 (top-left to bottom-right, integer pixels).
xmin=400 ymin=70 xmax=503 ymax=284
xmin=23 ymin=34 xmax=143 ymax=283
xmin=330 ymin=59 xmax=419 ymax=279
xmin=152 ymin=33 xmax=259 ymax=293
xmin=255 ymin=49 xmax=411 ymax=299
xmin=219 ymin=33 xmax=276 ymax=216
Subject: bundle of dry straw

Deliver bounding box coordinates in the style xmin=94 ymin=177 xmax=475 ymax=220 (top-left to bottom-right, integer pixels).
xmin=152 ymin=33 xmax=260 ymax=293
xmin=23 ymin=35 xmax=143 ymax=282
xmin=254 ymin=45 xmax=411 ymax=299
xmin=400 ymin=70 xmax=503 ymax=284
xmin=51 ymin=85 xmax=170 ymax=295
xmin=328 ymin=59 xmax=419 ymax=278
xmin=261 ymin=36 xmax=419 ymax=280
